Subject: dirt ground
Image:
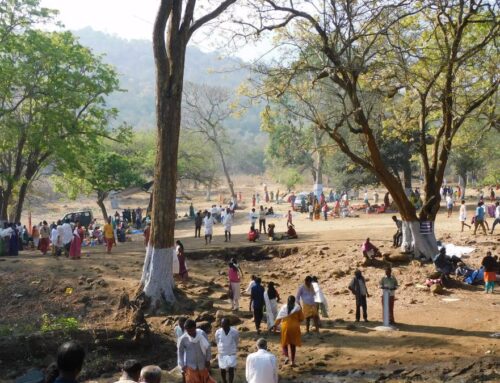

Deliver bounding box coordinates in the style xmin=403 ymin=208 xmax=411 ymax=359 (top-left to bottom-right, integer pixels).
xmin=1 ymin=177 xmax=499 ymax=383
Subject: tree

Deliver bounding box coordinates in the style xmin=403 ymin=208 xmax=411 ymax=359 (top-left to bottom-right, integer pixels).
xmin=183 ymin=82 xmax=239 ymax=199
xmin=142 ymin=0 xmax=237 ymax=308
xmin=54 ymin=143 xmax=145 ymax=221
xmin=243 ymin=0 xmax=498 ymax=258
xmin=0 ymin=26 xmax=120 ymax=221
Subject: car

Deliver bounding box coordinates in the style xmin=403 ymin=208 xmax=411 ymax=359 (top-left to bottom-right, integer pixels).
xmin=60 ymin=210 xmax=93 ymax=227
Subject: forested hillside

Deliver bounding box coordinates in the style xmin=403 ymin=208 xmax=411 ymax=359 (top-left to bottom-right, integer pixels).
xmin=75 ymin=27 xmax=260 ymax=134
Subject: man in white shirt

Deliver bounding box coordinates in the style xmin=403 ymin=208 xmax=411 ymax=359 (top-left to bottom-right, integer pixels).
xmin=215 ymin=318 xmax=239 ymax=383
xmin=249 ymin=208 xmax=258 ymax=230
xmin=491 ymin=201 xmax=500 ymax=234
xmin=61 ymin=221 xmax=73 ymax=256
xmin=245 ymin=338 xmax=278 ymax=383
xmin=203 ymin=212 xmax=214 ymax=245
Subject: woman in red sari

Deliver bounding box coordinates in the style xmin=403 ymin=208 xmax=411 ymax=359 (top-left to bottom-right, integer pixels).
xmin=176 ymin=240 xmax=189 ymax=282
xmin=69 ymin=222 xmax=84 ymax=259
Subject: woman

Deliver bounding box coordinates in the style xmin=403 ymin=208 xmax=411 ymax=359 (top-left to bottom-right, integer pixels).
xmin=32 ymin=225 xmax=40 ymax=249
xmin=227 ymin=258 xmax=242 ymax=311
xmin=273 ymin=296 xmax=304 ymax=366
xmin=176 ymin=240 xmax=189 ymax=282
xmin=314 ymin=200 xmax=321 ymax=220
xmin=69 ymin=222 xmax=84 ymax=259
xmin=103 ymin=217 xmax=115 ymax=254
xmin=264 ymin=281 xmax=280 ymax=331
xmin=38 ymin=221 xmax=51 ymax=255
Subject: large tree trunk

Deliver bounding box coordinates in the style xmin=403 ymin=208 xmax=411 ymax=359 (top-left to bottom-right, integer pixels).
xmin=0 ymin=182 xmax=13 ymax=221
xmin=97 ymin=191 xmax=109 ymax=221
xmin=206 ymin=181 xmax=212 ymax=201
xmin=458 ymin=173 xmax=467 ymax=200
xmin=400 ymin=220 xmax=438 ymax=260
xmin=13 ymin=181 xmax=29 ymax=223
xmin=216 ymin=143 xmax=236 ymax=199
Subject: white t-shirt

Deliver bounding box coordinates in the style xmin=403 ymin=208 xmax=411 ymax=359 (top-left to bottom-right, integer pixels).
xmin=246 ymin=349 xmax=278 ymax=383
xmin=459 ymin=204 xmax=467 ymax=221
xmin=204 ymin=216 xmax=214 ymax=234
xmin=495 ymin=206 xmax=500 ymax=219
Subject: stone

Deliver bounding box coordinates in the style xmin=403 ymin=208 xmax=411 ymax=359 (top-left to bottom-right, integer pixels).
xmin=215 ymin=310 xmax=242 ymax=325
xmin=196 ymin=311 xmax=215 ymax=323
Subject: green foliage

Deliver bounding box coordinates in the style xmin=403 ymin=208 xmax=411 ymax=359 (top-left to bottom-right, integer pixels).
xmin=40 ymin=314 xmax=79 ymax=333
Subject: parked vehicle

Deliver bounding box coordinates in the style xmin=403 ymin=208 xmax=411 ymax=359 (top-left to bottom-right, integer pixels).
xmin=60 ymin=210 xmax=93 ymax=227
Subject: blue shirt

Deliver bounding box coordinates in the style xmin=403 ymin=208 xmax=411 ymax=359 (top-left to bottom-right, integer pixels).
xmin=476 ymin=206 xmax=485 ymax=220
xmin=251 ymin=284 xmax=265 ymax=309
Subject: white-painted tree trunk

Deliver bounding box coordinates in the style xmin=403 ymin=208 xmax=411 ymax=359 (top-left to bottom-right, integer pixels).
xmin=400 ymin=221 xmax=438 ymax=261
xmin=141 ymin=246 xmax=176 ymax=307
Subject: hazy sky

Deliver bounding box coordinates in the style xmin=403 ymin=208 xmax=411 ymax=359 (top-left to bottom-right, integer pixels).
xmin=40 ymin=0 xmax=266 ymax=60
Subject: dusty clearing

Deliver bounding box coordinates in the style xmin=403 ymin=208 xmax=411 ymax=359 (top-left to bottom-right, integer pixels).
xmin=2 ymin=181 xmax=500 ymax=383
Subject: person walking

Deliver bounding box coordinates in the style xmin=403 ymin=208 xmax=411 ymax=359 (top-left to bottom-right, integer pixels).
xmin=215 ymin=318 xmax=239 ymax=383
xmin=38 ymin=221 xmax=50 ymax=255
xmin=194 ymin=212 xmax=202 ymax=238
xmin=245 ymin=339 xmax=278 ymax=383
xmin=203 ymin=212 xmax=214 ymax=245
xmin=264 ymin=281 xmax=280 ymax=331
xmin=223 ymin=208 xmax=233 ymax=242
xmin=490 ymin=201 xmax=500 ymax=234
xmin=272 ymin=296 xmax=304 ymax=366
xmin=379 ymin=267 xmax=398 ymax=325
xmin=473 ymin=201 xmax=488 ymax=235
xmin=177 ymin=320 xmax=214 ymax=383
xmin=228 ymin=258 xmax=242 ymax=311
xmin=446 ymin=194 xmax=454 ymax=218
xmin=176 ymin=240 xmax=189 ymax=283
xmin=250 ymin=277 xmax=265 ymax=334
xmin=296 ymin=276 xmax=320 ymax=333
xmin=69 ymin=221 xmax=84 ymax=259
xmin=259 ymin=206 xmax=267 ymax=234
xmin=459 ymin=200 xmax=471 ymax=232
xmin=103 ymin=217 xmax=115 ymax=254
xmin=348 ymin=270 xmax=369 ymax=322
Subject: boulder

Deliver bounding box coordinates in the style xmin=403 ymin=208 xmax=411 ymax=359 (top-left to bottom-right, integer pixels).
xmin=215 ymin=310 xmax=242 ymax=325
xmin=196 ymin=311 xmax=215 ymax=323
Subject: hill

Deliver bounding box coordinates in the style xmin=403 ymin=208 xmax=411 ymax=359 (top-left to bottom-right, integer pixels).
xmin=74 ymin=28 xmax=260 ymax=133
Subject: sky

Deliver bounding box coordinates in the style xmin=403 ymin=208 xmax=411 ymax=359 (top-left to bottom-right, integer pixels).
xmin=40 ymin=0 xmax=267 ymax=61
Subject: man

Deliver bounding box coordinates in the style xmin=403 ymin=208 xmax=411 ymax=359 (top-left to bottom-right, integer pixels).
xmin=296 ymin=276 xmax=320 ymax=333
xmin=348 ymin=270 xmax=369 ymax=322
xmin=490 ymin=201 xmax=500 ymax=234
xmin=258 ymin=206 xmax=267 ymax=234
xmin=245 ymin=338 xmax=278 ymax=383
xmin=223 ymin=209 xmax=233 ymax=242
xmin=139 ymin=365 xmax=162 ymax=383
xmin=54 ymin=341 xmax=85 ymax=383
xmin=473 ymin=201 xmax=488 ymax=235
xmin=103 ymin=216 xmax=115 ymax=254
xmin=177 ymin=319 xmax=213 ymax=383
xmin=250 ymin=278 xmax=265 ymax=334
xmin=194 ymin=212 xmax=202 ymax=238
xmin=391 ymin=216 xmax=403 ymax=248
xmin=214 ymin=318 xmax=239 ymax=383
xmin=114 ymin=360 xmax=143 ymax=383
xmin=203 ymin=212 xmax=214 ymax=245
xmin=379 ymin=267 xmax=398 ymax=325
xmin=459 ymin=200 xmax=471 ymax=232
xmin=249 ymin=208 xmax=258 ymax=230
xmin=61 ymin=220 xmax=73 ymax=257
xmin=56 ymin=220 xmax=65 ymax=256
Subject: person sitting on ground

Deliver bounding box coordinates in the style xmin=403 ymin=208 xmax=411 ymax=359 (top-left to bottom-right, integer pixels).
xmin=248 ymin=226 xmax=259 ymax=242
xmin=266 ymin=206 xmax=275 ymax=215
xmin=361 ymin=238 xmax=382 ymax=259
xmin=433 ymin=247 xmax=458 ymax=278
xmin=139 ymin=366 xmax=162 ymax=383
xmin=114 ymin=360 xmax=143 ymax=383
xmin=267 ymin=223 xmax=276 ymax=240
xmin=286 ymin=223 xmax=297 ymax=239
xmin=54 ymin=342 xmax=86 ymax=383
xmin=391 ymin=216 xmax=403 ymax=248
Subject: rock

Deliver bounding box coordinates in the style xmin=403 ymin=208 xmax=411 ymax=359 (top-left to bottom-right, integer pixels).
xmin=219 ymin=271 xmax=227 ymax=276
xmin=95 ymin=294 xmax=108 ymax=301
xmin=219 ymin=293 xmax=229 ymax=300
xmin=215 ymin=310 xmax=242 ymax=325
xmin=196 ymin=321 xmax=212 ymax=333
xmin=315 ymin=361 xmax=327 ymax=367
xmin=409 ymin=299 xmax=417 ymax=304
xmin=86 ymin=278 xmax=94 ymax=284
xmin=238 ymin=326 xmax=250 ymax=332
xmin=196 ymin=311 xmax=215 ymax=323
xmin=430 ymin=284 xmax=444 ymax=295
xmin=198 ymin=300 xmax=214 ymax=310
xmin=346 ymin=323 xmax=357 ymax=330
xmin=322 ymin=247 xmax=330 ymax=250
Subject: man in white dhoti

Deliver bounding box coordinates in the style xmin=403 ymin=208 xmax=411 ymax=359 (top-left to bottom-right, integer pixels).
xmin=214 ymin=318 xmax=239 ymax=383
xmin=223 ymin=208 xmax=233 ymax=242
xmin=203 ymin=212 xmax=214 ymax=245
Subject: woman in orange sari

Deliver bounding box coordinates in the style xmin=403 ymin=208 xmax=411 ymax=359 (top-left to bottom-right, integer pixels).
xmin=272 ymin=295 xmax=304 ymax=366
